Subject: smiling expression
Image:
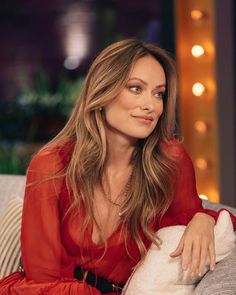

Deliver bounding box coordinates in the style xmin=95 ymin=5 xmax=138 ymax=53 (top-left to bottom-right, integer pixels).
xmin=104 ymin=55 xmax=166 ymax=142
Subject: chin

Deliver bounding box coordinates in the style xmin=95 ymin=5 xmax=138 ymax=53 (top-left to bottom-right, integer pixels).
xmin=132 ymin=132 xmax=153 ymax=139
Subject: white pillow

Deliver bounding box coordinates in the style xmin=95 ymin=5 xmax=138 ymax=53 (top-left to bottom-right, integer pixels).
xmin=0 ymin=196 xmax=23 ymax=278
xmin=122 ymin=210 xmax=236 ymax=295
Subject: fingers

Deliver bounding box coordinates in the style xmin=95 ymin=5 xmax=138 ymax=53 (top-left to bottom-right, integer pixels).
xmin=197 ymin=240 xmax=208 ymax=276
xmin=170 ymin=238 xmax=216 ymax=277
xmin=190 ymin=240 xmax=215 ymax=277
xmin=169 ymin=238 xmax=184 ymax=258
xmin=181 ymin=237 xmax=192 ymax=271
xmin=169 ymin=236 xmax=193 ymax=272
xmin=170 ymin=213 xmax=216 ymax=278
xmin=209 ymin=242 xmax=216 ymax=271
xmin=169 ymin=219 xmax=216 ymax=277
xmin=189 ymin=239 xmax=200 ymax=276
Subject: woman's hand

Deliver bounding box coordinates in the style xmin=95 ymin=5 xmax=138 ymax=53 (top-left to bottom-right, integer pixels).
xmin=170 ymin=212 xmax=216 ymax=277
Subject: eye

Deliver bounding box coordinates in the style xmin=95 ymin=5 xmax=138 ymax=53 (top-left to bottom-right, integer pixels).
xmin=128 ymin=85 xmax=142 ymax=94
xmin=154 ymin=91 xmax=166 ymax=99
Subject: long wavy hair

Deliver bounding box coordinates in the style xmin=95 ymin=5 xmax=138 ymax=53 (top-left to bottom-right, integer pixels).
xmin=46 ymin=39 xmax=178 ymax=258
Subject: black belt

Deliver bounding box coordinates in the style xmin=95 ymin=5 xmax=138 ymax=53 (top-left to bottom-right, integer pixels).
xmin=74 ymin=266 xmax=125 ymax=293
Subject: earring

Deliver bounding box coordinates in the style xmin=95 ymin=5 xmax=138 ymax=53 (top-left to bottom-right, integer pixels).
xmin=99 ymin=107 xmax=103 ymax=111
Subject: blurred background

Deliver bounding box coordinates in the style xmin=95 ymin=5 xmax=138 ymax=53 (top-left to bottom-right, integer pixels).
xmin=0 ymin=0 xmax=235 ymax=206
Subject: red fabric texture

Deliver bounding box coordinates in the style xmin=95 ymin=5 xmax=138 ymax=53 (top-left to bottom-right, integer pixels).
xmin=0 ymin=140 xmax=235 ymax=294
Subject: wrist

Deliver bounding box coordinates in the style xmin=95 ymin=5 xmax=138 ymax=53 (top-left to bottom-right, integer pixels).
xmin=194 ymin=212 xmax=216 ymax=226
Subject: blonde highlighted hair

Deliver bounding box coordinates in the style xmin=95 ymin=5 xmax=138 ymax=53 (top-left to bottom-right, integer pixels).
xmin=46 ymin=39 xmax=178 ymax=258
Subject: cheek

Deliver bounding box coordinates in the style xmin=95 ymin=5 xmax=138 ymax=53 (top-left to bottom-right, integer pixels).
xmin=116 ymin=95 xmax=136 ymax=110
xmin=161 ymin=103 xmax=164 ymax=115
xmin=104 ymin=102 xmax=124 ymax=125
xmin=155 ymin=101 xmax=164 ymax=116
xmin=105 ymin=94 xmax=135 ymax=116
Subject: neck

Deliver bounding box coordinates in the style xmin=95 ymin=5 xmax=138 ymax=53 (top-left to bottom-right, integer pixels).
xmin=106 ymin=131 xmax=136 ymax=171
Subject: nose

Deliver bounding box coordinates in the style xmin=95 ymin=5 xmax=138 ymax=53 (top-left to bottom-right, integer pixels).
xmin=140 ymin=93 xmax=155 ymax=111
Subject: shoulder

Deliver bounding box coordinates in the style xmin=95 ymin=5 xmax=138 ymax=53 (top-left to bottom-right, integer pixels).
xmin=27 ymin=140 xmax=75 ymax=176
xmin=160 ymin=139 xmax=194 ymax=175
xmin=160 ymin=138 xmax=191 ymax=160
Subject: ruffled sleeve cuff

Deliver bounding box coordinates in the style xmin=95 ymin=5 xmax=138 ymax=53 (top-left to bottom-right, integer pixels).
xmin=158 ymin=207 xmax=236 ymax=230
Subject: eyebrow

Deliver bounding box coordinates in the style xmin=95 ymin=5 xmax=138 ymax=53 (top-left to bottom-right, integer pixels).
xmin=127 ymin=77 xmax=166 ymax=89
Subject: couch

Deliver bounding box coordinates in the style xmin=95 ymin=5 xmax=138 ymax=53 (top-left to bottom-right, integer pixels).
xmin=0 ymin=174 xmax=235 ymax=294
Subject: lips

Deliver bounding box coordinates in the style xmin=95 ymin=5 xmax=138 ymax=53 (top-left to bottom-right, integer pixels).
xmin=132 ymin=115 xmax=154 ymax=122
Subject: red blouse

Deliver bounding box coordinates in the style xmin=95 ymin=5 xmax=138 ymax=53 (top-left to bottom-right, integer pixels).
xmin=0 ymin=141 xmax=235 ymax=295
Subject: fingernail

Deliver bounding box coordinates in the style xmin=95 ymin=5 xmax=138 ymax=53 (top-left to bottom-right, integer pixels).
xmin=198 ymin=272 xmax=202 ymax=277
xmin=182 ymin=264 xmax=187 ymax=270
xmin=191 ymin=272 xmax=195 ymax=278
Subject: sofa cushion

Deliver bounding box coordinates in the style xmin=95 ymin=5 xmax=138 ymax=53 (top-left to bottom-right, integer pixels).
xmin=122 ymin=210 xmax=235 ymax=295
xmin=0 ymin=196 xmax=23 ymax=278
xmin=0 ymin=174 xmax=25 ymax=218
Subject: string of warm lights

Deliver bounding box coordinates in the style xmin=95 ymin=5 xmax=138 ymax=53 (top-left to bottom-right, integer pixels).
xmin=175 ymin=0 xmax=219 ymax=203
xmin=190 ymin=7 xmax=210 ymax=200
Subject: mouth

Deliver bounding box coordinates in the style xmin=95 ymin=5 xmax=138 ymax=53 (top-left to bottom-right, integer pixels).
xmin=131 ymin=115 xmax=154 ymax=124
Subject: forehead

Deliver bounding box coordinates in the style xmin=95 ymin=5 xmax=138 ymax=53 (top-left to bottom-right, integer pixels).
xmin=129 ymin=55 xmax=166 ymax=83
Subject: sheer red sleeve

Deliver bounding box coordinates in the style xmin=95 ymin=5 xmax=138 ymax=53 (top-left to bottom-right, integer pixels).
xmin=20 ymin=146 xmax=101 ymax=294
xmin=159 ymin=142 xmax=236 ymax=229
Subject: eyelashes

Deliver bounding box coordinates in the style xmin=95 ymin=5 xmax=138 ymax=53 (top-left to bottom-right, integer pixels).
xmin=156 ymin=92 xmax=166 ymax=99
xmin=128 ymin=85 xmax=142 ymax=93
xmin=127 ymin=85 xmax=166 ymax=99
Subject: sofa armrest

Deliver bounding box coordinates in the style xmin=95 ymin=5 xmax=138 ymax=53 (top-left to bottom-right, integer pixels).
xmin=194 ymin=246 xmax=236 ymax=294
xmin=203 ymin=199 xmax=236 ymax=215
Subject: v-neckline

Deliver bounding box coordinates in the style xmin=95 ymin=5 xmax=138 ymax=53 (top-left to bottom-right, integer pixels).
xmin=88 ymin=220 xmax=123 ymax=248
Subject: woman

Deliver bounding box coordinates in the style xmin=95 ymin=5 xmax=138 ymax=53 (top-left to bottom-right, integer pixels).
xmin=1 ymin=39 xmax=235 ymax=295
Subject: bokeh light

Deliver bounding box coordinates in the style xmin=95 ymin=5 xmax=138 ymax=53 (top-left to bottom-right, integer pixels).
xmin=194 ymin=120 xmax=207 ymax=134
xmin=195 ymin=158 xmax=208 ymax=170
xmin=199 ymin=194 xmax=208 ymax=200
xmin=192 ymin=83 xmax=205 ymax=96
xmin=191 ymin=45 xmax=205 ymax=57
xmin=64 ymin=56 xmax=81 ymax=70
xmin=191 ymin=9 xmax=204 ymax=20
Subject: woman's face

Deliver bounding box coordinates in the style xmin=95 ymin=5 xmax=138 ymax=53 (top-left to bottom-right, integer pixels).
xmin=104 ymin=55 xmax=166 ymax=142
